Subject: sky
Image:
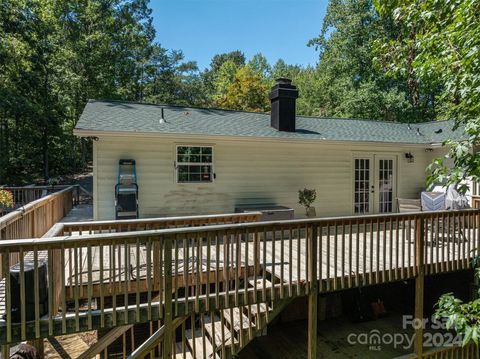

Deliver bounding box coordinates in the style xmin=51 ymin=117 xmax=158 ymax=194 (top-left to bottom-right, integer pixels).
xmin=151 ymin=0 xmax=328 ymax=70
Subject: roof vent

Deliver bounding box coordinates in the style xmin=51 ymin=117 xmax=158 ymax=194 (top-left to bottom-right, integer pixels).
xmin=159 ymin=107 xmax=166 ymax=124
xmin=269 ymin=78 xmax=299 ymax=132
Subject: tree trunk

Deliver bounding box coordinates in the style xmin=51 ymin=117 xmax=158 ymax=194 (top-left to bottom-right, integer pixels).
xmin=43 ymin=127 xmax=49 ymax=183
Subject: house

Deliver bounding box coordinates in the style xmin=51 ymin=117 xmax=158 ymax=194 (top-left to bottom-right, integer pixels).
xmin=74 ymin=78 xmax=457 ymax=220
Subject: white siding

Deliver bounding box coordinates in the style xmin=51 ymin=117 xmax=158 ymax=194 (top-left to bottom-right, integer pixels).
xmin=93 ymin=136 xmax=443 ymax=220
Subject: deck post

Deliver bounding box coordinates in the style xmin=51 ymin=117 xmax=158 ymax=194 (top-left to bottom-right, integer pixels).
xmin=162 ymin=235 xmax=174 ymax=359
xmin=254 ymin=230 xmax=261 ymax=276
xmin=414 ymin=216 xmax=425 ymax=358
xmin=307 ymin=224 xmax=318 ymax=359
xmin=153 ymin=242 xmax=160 ymax=288
xmin=1 ymin=345 xmax=9 ymax=359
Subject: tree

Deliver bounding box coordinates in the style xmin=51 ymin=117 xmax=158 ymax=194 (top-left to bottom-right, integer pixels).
xmin=308 ymin=0 xmax=436 ymax=122
xmin=270 ymin=59 xmax=301 ymax=83
xmin=202 ymin=50 xmax=246 ymax=101
xmin=143 ymin=46 xmax=206 ymax=106
xmin=220 ymin=66 xmax=270 ymax=112
xmin=374 ymin=0 xmax=480 ymax=191
xmin=247 ymin=53 xmax=271 ymax=79
xmin=208 ymin=50 xmax=246 ymax=74
xmin=211 ymin=60 xmax=241 ymax=107
xmin=0 ymin=0 xmax=199 ymax=184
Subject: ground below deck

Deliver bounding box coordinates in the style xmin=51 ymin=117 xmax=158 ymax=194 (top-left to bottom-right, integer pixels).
xmin=238 ymin=314 xmax=440 ymax=359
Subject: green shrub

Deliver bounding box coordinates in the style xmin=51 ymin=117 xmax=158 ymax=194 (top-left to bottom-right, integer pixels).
xmin=298 ymin=188 xmax=316 ymax=211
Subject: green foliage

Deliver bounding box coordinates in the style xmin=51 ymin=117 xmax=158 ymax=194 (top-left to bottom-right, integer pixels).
xmin=434 ymin=257 xmax=480 ymax=346
xmin=382 ymin=1 xmax=480 ymax=344
xmin=298 ymin=188 xmax=317 ymax=210
xmin=202 ymin=50 xmax=246 ymax=99
xmin=434 ymin=293 xmax=480 ymax=345
xmin=143 ymin=47 xmax=206 ymax=106
xmin=219 ymin=66 xmax=270 ymax=112
xmin=247 ymin=53 xmax=271 ymax=79
xmin=212 ymin=60 xmax=242 ymax=106
xmin=0 ymin=0 xmax=204 ymax=184
xmin=375 ymin=0 xmax=480 ymax=190
xmin=208 ymin=51 xmax=246 ymax=74
xmin=3 ymin=0 xmax=469 ymax=186
xmin=307 ymin=0 xmax=434 ymax=122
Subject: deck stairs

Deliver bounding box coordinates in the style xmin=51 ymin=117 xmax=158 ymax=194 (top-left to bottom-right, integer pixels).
xmin=173 ymin=277 xmax=293 ymax=359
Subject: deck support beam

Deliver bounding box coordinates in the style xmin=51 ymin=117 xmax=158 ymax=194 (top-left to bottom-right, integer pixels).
xmin=414 ymin=217 xmax=425 ymax=358
xmin=307 ymin=225 xmax=318 ymax=359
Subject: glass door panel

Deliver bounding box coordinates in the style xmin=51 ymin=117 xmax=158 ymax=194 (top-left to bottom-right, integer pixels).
xmin=377 ymin=158 xmax=395 ymax=213
xmin=354 ymin=157 xmax=373 ymax=214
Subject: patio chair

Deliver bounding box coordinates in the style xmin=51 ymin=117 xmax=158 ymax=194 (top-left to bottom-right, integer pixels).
xmin=397 ymin=198 xmax=421 ymax=213
xmin=421 ymin=192 xmax=446 ymax=212
xmin=422 ymin=190 xmax=466 ymax=243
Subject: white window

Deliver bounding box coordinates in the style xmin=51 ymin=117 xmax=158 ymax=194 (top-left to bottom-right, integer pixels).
xmin=176 ymin=146 xmax=214 ymax=183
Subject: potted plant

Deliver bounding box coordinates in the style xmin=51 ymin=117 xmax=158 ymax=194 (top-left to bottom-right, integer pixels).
xmin=0 ymin=188 xmax=14 ymax=215
xmin=298 ymin=188 xmax=317 ymax=217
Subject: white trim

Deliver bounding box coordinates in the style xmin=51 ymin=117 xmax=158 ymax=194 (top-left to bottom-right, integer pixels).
xmin=174 ymin=144 xmax=215 ymax=184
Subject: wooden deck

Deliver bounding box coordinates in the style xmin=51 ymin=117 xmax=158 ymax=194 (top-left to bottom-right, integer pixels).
xmin=0 ymin=221 xmax=475 ymax=317
xmin=62 ymin=225 xmax=474 ymax=297
xmin=2 ymin=189 xmax=478 ymax=358
xmin=0 ymin=209 xmax=478 ymax=356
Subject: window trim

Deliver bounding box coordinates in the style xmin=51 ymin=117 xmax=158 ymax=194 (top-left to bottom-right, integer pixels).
xmin=175 ymin=144 xmax=215 ymax=184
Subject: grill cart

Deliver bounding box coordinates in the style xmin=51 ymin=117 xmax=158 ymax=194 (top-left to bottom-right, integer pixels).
xmin=115 ymin=159 xmax=139 ymax=219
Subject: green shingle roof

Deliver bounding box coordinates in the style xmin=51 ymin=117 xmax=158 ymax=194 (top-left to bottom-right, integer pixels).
xmin=75 ymin=100 xmax=458 ymax=145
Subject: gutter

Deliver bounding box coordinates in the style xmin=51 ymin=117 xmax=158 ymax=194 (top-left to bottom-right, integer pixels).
xmin=73 ymin=128 xmax=443 ymax=148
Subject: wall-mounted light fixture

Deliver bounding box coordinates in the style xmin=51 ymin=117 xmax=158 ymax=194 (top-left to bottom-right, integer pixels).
xmin=405 ymin=152 xmax=414 ymax=163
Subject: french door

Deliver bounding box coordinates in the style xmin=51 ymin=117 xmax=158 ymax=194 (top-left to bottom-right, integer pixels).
xmin=353 ymin=155 xmax=396 ymax=214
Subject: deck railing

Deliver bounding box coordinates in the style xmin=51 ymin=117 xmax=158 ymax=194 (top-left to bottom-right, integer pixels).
xmin=1 ymin=185 xmax=80 ymax=210
xmin=405 ymin=343 xmax=480 ymax=358
xmin=0 ymin=186 xmax=78 ymax=278
xmin=60 ymin=212 xmax=264 ymax=235
xmin=0 ymin=209 xmax=478 ymax=350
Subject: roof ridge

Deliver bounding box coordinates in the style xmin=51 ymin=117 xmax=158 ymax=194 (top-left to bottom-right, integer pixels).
xmin=88 ymin=99 xmax=453 ymax=125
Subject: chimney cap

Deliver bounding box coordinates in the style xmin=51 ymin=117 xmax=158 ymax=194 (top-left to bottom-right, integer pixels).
xmin=275 ymin=78 xmax=292 ymax=85
xmin=269 ymin=77 xmax=298 ymax=100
